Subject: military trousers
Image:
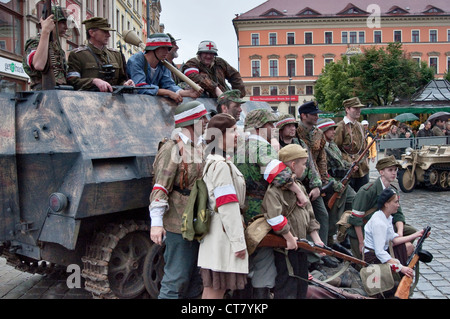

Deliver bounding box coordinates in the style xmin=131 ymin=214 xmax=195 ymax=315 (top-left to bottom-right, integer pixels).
xmin=328 ymin=185 xmax=356 ymax=245
xmin=273 ymin=249 xmax=308 ymax=299
xmin=158 ymin=231 xmax=203 ymax=299
xmin=311 ymin=196 xmax=329 ymax=245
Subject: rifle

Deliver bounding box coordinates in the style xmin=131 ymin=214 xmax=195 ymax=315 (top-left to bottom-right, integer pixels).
xmin=327 ymin=133 xmax=379 ymax=209
xmin=41 ymin=0 xmax=57 ymax=90
xmin=258 ymin=233 xmax=368 ymax=267
xmin=394 ymin=226 xmax=431 ymax=299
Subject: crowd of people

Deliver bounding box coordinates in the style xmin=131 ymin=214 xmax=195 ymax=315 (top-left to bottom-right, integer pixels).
xmin=24 ymin=10 xmax=433 ymax=300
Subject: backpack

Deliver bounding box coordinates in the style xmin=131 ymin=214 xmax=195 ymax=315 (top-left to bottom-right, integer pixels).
xmin=180 ymin=161 xmax=214 ymax=242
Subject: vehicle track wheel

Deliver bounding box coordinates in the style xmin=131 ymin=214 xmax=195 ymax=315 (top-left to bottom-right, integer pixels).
xmin=82 ymin=220 xmax=151 ymax=299
xmin=143 ymin=242 xmax=165 ymax=298
xmin=439 ymin=171 xmax=449 ymax=190
xmin=427 ymin=169 xmax=439 ymax=186
xmin=398 ymin=169 xmax=416 ymax=193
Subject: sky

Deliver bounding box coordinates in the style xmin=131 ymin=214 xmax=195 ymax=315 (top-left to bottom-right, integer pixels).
xmin=159 ymin=0 xmax=266 ymax=70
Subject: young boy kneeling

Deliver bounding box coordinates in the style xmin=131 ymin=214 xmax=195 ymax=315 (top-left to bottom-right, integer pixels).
xmin=262 ymin=144 xmax=324 ymax=299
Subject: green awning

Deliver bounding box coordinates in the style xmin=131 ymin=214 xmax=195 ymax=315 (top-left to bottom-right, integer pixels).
xmin=360 ymin=105 xmax=450 ymax=115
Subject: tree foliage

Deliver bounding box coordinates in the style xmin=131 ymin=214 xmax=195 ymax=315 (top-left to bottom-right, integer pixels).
xmin=315 ymin=43 xmax=435 ymax=112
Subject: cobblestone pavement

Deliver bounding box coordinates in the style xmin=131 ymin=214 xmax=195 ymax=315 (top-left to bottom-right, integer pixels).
xmin=1 ymin=162 xmax=449 ymax=299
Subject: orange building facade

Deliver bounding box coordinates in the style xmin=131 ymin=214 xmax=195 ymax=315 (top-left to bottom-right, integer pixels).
xmin=233 ymin=0 xmax=450 ymax=116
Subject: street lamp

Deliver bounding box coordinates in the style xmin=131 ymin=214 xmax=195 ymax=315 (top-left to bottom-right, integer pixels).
xmin=288 ymin=78 xmax=294 ymax=116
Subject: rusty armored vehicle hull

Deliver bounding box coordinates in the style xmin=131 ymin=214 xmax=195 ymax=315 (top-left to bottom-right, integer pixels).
xmin=0 ymin=89 xmax=270 ymax=298
xmin=397 ymin=145 xmax=450 ymax=193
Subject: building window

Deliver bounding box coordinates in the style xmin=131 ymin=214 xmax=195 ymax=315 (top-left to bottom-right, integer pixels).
xmin=412 ymin=30 xmax=420 ymax=43
xmin=253 ymin=87 xmax=261 ymax=96
xmin=288 ymin=85 xmax=295 ymax=95
xmin=447 ymin=57 xmax=450 ymax=72
xmin=251 ymin=60 xmax=260 ymax=77
xmin=0 ymin=0 xmax=23 ymax=56
xmin=325 ymin=32 xmax=333 ymax=44
xmin=374 ymin=30 xmax=382 ymax=43
xmin=342 ymin=32 xmax=348 ymax=44
xmin=287 ymin=32 xmax=295 ymax=45
xmin=305 ymin=59 xmax=313 ymax=76
xmin=412 ymin=57 xmax=421 ymax=65
xmin=349 ymin=31 xmax=357 ymax=44
xmin=269 ymin=60 xmax=278 ymax=77
xmin=251 ymin=33 xmax=259 ymax=46
xmin=448 ymin=30 xmax=450 ymax=42
xmin=269 ymin=33 xmax=277 ymax=45
xmin=324 ymin=58 xmax=334 ymax=65
xmin=429 ymin=57 xmax=438 ymax=74
xmin=429 ymin=30 xmax=437 ymax=43
xmin=359 ymin=31 xmax=365 ymax=43
xmin=305 ymin=86 xmax=313 ymax=95
xmin=270 ymin=86 xmax=278 ymax=95
xmin=287 ymin=60 xmax=296 ymax=77
xmin=305 ymin=32 xmax=313 ymax=44
xmin=394 ymin=30 xmax=402 ymax=42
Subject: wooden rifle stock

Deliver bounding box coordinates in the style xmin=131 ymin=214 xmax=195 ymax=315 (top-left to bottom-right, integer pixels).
xmin=258 ymin=233 xmax=368 ymax=267
xmin=394 ymin=226 xmax=431 ymax=299
xmin=161 ymin=60 xmax=203 ymax=93
xmin=41 ymin=0 xmax=57 ymax=90
xmin=327 ymin=133 xmax=379 ymax=209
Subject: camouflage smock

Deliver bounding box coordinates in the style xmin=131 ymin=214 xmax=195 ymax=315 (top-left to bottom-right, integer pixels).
xmin=234 ymin=134 xmax=294 ymax=224
xmin=149 ymin=133 xmax=204 ymax=234
xmin=23 ymin=35 xmax=67 ymax=90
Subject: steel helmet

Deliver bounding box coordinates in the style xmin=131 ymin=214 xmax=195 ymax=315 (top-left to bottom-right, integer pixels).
xmin=197 ymin=40 xmax=218 ymax=55
xmin=174 ymin=101 xmax=208 ymax=128
xmin=145 ymin=33 xmax=172 ymax=51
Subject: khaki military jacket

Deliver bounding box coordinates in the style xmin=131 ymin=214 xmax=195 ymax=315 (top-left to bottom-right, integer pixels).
xmin=182 ymin=57 xmax=245 ymax=98
xmin=431 ymin=125 xmax=445 ymax=136
xmin=334 ymin=118 xmax=369 ymax=178
xmin=23 ymin=35 xmax=67 ymax=90
xmin=67 ymin=43 xmax=128 ymax=90
xmin=262 ymin=181 xmax=320 ymax=239
xmin=149 ymin=133 xmax=205 ymax=234
xmin=296 ymin=122 xmax=329 ymax=185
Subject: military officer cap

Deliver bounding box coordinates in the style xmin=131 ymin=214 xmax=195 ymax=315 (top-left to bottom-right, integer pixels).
xmin=82 ymin=17 xmax=115 ymax=31
xmin=275 ymin=113 xmax=297 ymax=130
xmin=317 ymin=118 xmax=337 ymax=132
xmin=343 ymin=97 xmax=365 ymax=108
xmin=298 ymin=100 xmax=322 ymax=115
xmin=375 ymin=155 xmax=402 ymax=171
xmin=279 ymin=144 xmax=308 ymax=163
xmin=217 ymin=89 xmax=245 ymax=106
xmin=244 ymin=108 xmax=277 ymax=131
xmin=174 ymin=101 xmax=208 ymax=128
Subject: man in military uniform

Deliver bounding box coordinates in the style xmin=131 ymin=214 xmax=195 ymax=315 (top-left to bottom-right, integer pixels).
xmin=234 ymin=108 xmax=308 ymax=298
xmin=67 ymin=17 xmax=134 ymax=92
xmin=296 ymin=101 xmax=337 ymax=268
xmin=334 ymin=97 xmax=369 ymax=192
xmin=182 ymin=40 xmax=245 ymax=98
xmin=347 ymin=156 xmax=417 ymax=260
xmin=216 ymin=89 xmax=245 ymax=121
xmin=149 ymin=101 xmax=208 ymax=299
xmin=317 ymin=118 xmax=356 ymax=250
xmin=23 ymin=6 xmax=68 ymax=90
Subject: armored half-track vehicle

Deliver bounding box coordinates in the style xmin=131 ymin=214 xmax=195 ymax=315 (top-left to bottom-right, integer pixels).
xmin=397 ymin=145 xmax=450 ymax=193
xmin=0 ymin=89 xmax=270 ymax=299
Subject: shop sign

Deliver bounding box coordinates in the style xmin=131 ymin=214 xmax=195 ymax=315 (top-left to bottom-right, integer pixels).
xmin=0 ymin=57 xmax=30 ymax=80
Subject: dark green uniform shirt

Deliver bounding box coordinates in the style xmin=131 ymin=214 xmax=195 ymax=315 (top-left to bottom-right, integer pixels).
xmin=67 ymin=43 xmax=128 ymax=90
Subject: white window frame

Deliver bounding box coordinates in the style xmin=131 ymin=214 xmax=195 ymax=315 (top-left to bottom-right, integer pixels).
xmin=251 ymin=60 xmax=261 ymax=77
xmin=429 ymin=56 xmax=439 ymax=74
xmin=287 ymin=59 xmax=296 ymax=77
xmin=304 ymin=31 xmax=313 ymax=45
xmin=394 ymin=30 xmax=402 ymax=42
xmin=304 ymin=59 xmax=314 ymax=76
xmin=269 ymin=59 xmax=279 ymax=77
xmin=411 ymin=30 xmax=420 ymax=43
xmin=324 ymin=31 xmax=333 ymax=44
xmin=287 ymin=32 xmax=295 ymax=45
xmin=251 ymin=33 xmax=260 ymax=46
xmin=373 ymin=30 xmax=382 ymax=43
xmin=269 ymin=32 xmax=277 ymax=46
xmin=429 ymin=29 xmax=438 ymax=43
